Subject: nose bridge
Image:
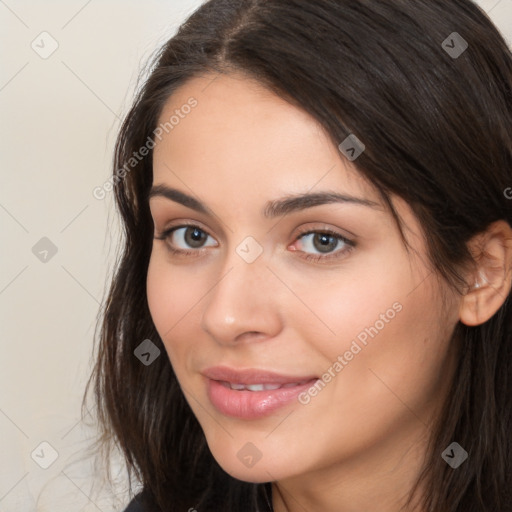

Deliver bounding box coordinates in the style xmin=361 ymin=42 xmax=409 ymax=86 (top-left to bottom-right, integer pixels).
xmin=200 ymin=241 xmax=282 ymax=344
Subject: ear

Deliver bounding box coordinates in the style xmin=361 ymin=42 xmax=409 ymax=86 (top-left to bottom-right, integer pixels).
xmin=459 ymin=220 xmax=512 ymax=327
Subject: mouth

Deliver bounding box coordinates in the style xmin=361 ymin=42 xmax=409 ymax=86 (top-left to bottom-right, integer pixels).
xmin=218 ymin=380 xmax=313 ymax=391
xmin=202 ymin=366 xmax=319 ymax=419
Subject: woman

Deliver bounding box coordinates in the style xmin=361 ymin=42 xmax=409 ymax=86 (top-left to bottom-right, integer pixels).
xmin=84 ymin=0 xmax=512 ymax=510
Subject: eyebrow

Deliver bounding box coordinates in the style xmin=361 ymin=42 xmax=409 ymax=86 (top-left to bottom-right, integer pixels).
xmin=148 ymin=184 xmax=381 ymax=218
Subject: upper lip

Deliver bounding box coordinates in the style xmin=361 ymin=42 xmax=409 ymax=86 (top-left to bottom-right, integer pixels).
xmin=202 ymin=366 xmax=318 ymax=385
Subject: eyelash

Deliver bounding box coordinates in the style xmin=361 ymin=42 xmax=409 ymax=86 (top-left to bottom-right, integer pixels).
xmin=154 ymin=223 xmax=356 ymax=263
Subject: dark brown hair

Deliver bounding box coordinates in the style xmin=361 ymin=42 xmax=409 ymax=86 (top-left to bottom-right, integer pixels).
xmin=84 ymin=1 xmax=512 ymax=510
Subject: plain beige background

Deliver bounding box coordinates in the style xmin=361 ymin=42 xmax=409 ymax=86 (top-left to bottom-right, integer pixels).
xmin=1 ymin=1 xmax=511 ymax=510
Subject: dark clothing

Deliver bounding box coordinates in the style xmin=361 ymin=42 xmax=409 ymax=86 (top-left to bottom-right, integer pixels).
xmin=123 ymin=492 xmax=147 ymax=512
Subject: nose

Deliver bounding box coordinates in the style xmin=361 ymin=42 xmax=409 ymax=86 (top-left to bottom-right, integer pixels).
xmin=200 ymin=251 xmax=284 ymax=346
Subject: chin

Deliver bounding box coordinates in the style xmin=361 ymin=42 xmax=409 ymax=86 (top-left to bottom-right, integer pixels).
xmin=224 ymin=466 xmax=275 ymax=484
xmin=204 ymin=437 xmax=299 ymax=484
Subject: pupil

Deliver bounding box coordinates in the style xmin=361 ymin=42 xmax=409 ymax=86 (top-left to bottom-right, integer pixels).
xmin=313 ymin=233 xmax=337 ymax=253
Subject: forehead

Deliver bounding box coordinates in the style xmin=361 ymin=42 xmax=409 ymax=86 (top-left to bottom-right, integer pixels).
xmin=152 ymin=72 xmax=378 ymax=204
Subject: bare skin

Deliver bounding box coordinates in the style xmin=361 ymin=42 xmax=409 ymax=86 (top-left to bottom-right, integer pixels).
xmin=146 ymin=72 xmax=512 ymax=512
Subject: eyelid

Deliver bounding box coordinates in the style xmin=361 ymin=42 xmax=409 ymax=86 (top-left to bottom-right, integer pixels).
xmin=293 ymin=224 xmax=354 ymax=242
xmin=155 ymin=220 xmax=216 ymax=239
xmin=150 ymin=204 xmax=225 ymax=240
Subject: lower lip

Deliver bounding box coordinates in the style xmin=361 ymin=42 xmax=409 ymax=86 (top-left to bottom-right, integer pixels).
xmin=206 ymin=378 xmax=318 ymax=419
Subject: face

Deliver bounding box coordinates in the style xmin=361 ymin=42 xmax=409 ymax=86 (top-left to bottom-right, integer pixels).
xmin=147 ymin=72 xmax=461 ymax=487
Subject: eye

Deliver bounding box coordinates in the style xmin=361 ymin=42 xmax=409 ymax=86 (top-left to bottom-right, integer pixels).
xmin=154 ymin=224 xmax=217 ymax=254
xmin=291 ymin=228 xmax=355 ymax=262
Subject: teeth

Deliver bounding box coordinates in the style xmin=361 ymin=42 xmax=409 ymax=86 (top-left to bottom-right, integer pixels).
xmin=260 ymin=384 xmax=282 ymax=390
xmin=246 ymin=384 xmax=265 ymax=391
xmin=226 ymin=382 xmax=306 ymax=391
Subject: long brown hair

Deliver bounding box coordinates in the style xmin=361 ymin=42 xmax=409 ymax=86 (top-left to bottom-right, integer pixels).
xmin=83 ymin=1 xmax=512 ymax=510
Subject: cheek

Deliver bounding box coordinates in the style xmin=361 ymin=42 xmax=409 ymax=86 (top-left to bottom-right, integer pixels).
xmin=147 ymin=257 xmax=175 ymax=334
xmin=276 ymin=233 xmax=412 ymax=345
xmin=279 ymin=255 xmax=411 ymax=358
xmin=287 ymin=253 xmax=454 ymax=411
xmin=146 ymin=254 xmax=206 ymax=353
xmin=318 ymin=280 xmax=454 ymax=432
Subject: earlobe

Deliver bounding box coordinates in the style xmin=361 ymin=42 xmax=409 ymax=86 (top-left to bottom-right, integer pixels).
xmin=459 ymin=220 xmax=512 ymax=327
